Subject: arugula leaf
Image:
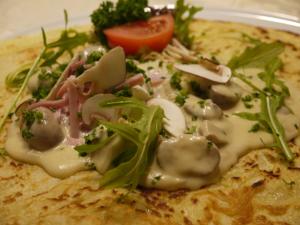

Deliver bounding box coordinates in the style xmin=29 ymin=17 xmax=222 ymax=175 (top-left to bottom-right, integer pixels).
xmin=174 ymin=0 xmax=202 ymax=48
xmin=75 ymin=134 xmax=116 ymax=156
xmin=230 ymin=41 xmax=294 ymax=161
xmin=1 ymin=10 xmax=89 ymax=133
xmin=228 ymin=42 xmax=284 ymax=70
xmin=91 ymin=0 xmax=150 ymax=45
xmin=96 ymin=97 xmax=164 ymax=189
xmin=5 ymin=63 xmax=31 ymax=91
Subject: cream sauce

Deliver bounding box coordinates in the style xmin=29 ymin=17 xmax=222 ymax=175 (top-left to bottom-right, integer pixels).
xmin=143 ymin=72 xmax=300 ymax=190
xmin=4 ymin=60 xmax=300 ymax=190
xmin=5 ymin=121 xmax=90 ymax=178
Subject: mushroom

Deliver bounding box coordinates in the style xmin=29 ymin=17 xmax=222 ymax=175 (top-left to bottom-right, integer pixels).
xmin=184 ymin=96 xmax=223 ymax=120
xmin=209 ymin=84 xmax=240 ymax=109
xmin=76 ymin=47 xmax=126 ymax=93
xmin=22 ymin=107 xmax=64 ymax=151
xmin=175 ymin=63 xmax=232 ymax=83
xmin=148 ymin=98 xmax=186 ymax=137
xmin=157 ymin=135 xmax=220 ymax=176
xmin=198 ymin=120 xmax=228 ymax=146
xmin=81 ymin=93 xmax=119 ymax=126
xmin=91 ymin=136 xmax=124 ymax=174
xmin=131 ymin=85 xmax=151 ymax=101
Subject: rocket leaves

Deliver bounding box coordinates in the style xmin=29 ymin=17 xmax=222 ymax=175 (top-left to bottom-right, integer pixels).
xmin=230 ymin=40 xmax=295 ymax=161
xmin=96 ymin=97 xmax=164 ymax=189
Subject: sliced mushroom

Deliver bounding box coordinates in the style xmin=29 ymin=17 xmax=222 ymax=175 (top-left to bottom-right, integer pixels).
xmin=184 ymin=96 xmax=223 ymax=120
xmin=76 ymin=47 xmax=126 ymax=93
xmin=22 ymin=107 xmax=64 ymax=151
xmin=91 ymin=136 xmax=124 ymax=174
xmin=157 ymin=135 xmax=220 ymax=176
xmin=175 ymin=63 xmax=231 ymax=83
xmin=148 ymin=98 xmax=186 ymax=137
xmin=198 ymin=120 xmax=228 ymax=146
xmin=209 ymin=84 xmax=240 ymax=109
xmin=131 ymin=85 xmax=151 ymax=101
xmin=81 ymin=93 xmax=119 ymax=125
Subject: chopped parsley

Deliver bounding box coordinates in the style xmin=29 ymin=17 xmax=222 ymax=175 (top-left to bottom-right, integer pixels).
xmin=126 ymin=59 xmax=145 ymax=75
xmin=21 ymin=128 xmax=34 ymax=140
xmin=115 ymin=86 xmax=132 ymax=97
xmin=170 ymin=71 xmax=182 ymax=90
xmin=198 ymin=99 xmax=206 ymax=108
xmin=23 ymin=110 xmax=43 ymax=128
xmin=175 ymin=90 xmax=188 ymax=106
xmin=241 ymin=95 xmax=253 ymax=109
xmin=86 ymin=51 xmax=103 ymax=64
xmin=21 ymin=110 xmax=43 ymax=140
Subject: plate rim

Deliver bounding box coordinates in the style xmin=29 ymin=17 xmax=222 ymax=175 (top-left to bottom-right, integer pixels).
xmin=1 ymin=6 xmax=299 ymax=40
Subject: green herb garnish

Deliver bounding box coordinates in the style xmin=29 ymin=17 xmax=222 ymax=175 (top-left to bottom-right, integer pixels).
xmin=170 ymin=71 xmax=182 ymax=90
xmin=230 ymin=41 xmax=294 ymax=162
xmin=175 ymin=89 xmax=188 ymax=106
xmin=228 ymin=42 xmax=284 ymax=70
xmin=126 ymin=59 xmax=145 ymax=75
xmin=0 ymin=10 xmax=88 ymax=133
xmin=91 ymin=0 xmax=150 ymax=45
xmin=94 ymin=97 xmax=164 ymax=189
xmin=174 ymin=0 xmax=202 ymax=48
xmin=86 ymin=51 xmax=104 ymax=64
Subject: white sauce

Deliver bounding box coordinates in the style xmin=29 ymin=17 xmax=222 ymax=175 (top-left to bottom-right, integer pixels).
xmin=143 ymin=73 xmax=300 ymax=190
xmin=5 ymin=121 xmax=90 ymax=178
xmin=4 ymin=60 xmax=300 ymax=190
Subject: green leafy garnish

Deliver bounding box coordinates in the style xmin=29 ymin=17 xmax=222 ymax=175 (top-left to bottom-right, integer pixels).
xmin=174 ymin=0 xmax=202 ymax=48
xmin=75 ymin=134 xmax=116 ymax=156
xmin=228 ymin=42 xmax=284 ymax=70
xmin=0 ymin=10 xmax=89 ymax=133
xmin=230 ymin=41 xmax=294 ymax=161
xmin=91 ymin=0 xmax=150 ymax=45
xmin=93 ymin=97 xmax=164 ymax=189
xmin=5 ymin=63 xmax=31 ymax=91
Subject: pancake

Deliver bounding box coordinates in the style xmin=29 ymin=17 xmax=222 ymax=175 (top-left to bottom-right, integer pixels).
xmin=1 ymin=20 xmax=300 ymax=225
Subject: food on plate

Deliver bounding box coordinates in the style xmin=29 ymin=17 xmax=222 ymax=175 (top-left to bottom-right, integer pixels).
xmin=1 ymin=0 xmax=300 ymax=224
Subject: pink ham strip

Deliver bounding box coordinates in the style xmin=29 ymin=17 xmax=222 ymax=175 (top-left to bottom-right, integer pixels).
xmin=114 ymin=72 xmax=165 ymax=91
xmin=67 ymin=77 xmax=80 ymax=139
xmin=56 ymin=81 xmax=68 ymax=98
xmin=115 ymin=73 xmax=144 ymax=90
xmin=149 ymin=74 xmax=165 ymax=86
xmin=27 ymin=96 xmax=68 ymax=110
xmin=47 ymin=56 xmax=84 ymax=100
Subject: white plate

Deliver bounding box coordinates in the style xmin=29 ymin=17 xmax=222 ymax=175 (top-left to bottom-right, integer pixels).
xmin=2 ymin=7 xmax=300 ymax=40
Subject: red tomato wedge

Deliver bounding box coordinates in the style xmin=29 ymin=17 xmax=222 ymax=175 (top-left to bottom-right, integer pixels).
xmin=104 ymin=14 xmax=174 ymax=55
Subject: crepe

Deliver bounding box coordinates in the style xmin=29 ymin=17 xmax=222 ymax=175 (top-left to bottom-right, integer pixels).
xmin=1 ymin=20 xmax=300 ymax=225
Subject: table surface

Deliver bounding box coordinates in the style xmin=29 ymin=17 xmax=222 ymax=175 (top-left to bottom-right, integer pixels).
xmin=0 ymin=0 xmax=300 ymax=40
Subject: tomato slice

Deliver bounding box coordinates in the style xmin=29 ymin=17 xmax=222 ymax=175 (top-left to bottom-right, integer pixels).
xmin=104 ymin=14 xmax=174 ymax=55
